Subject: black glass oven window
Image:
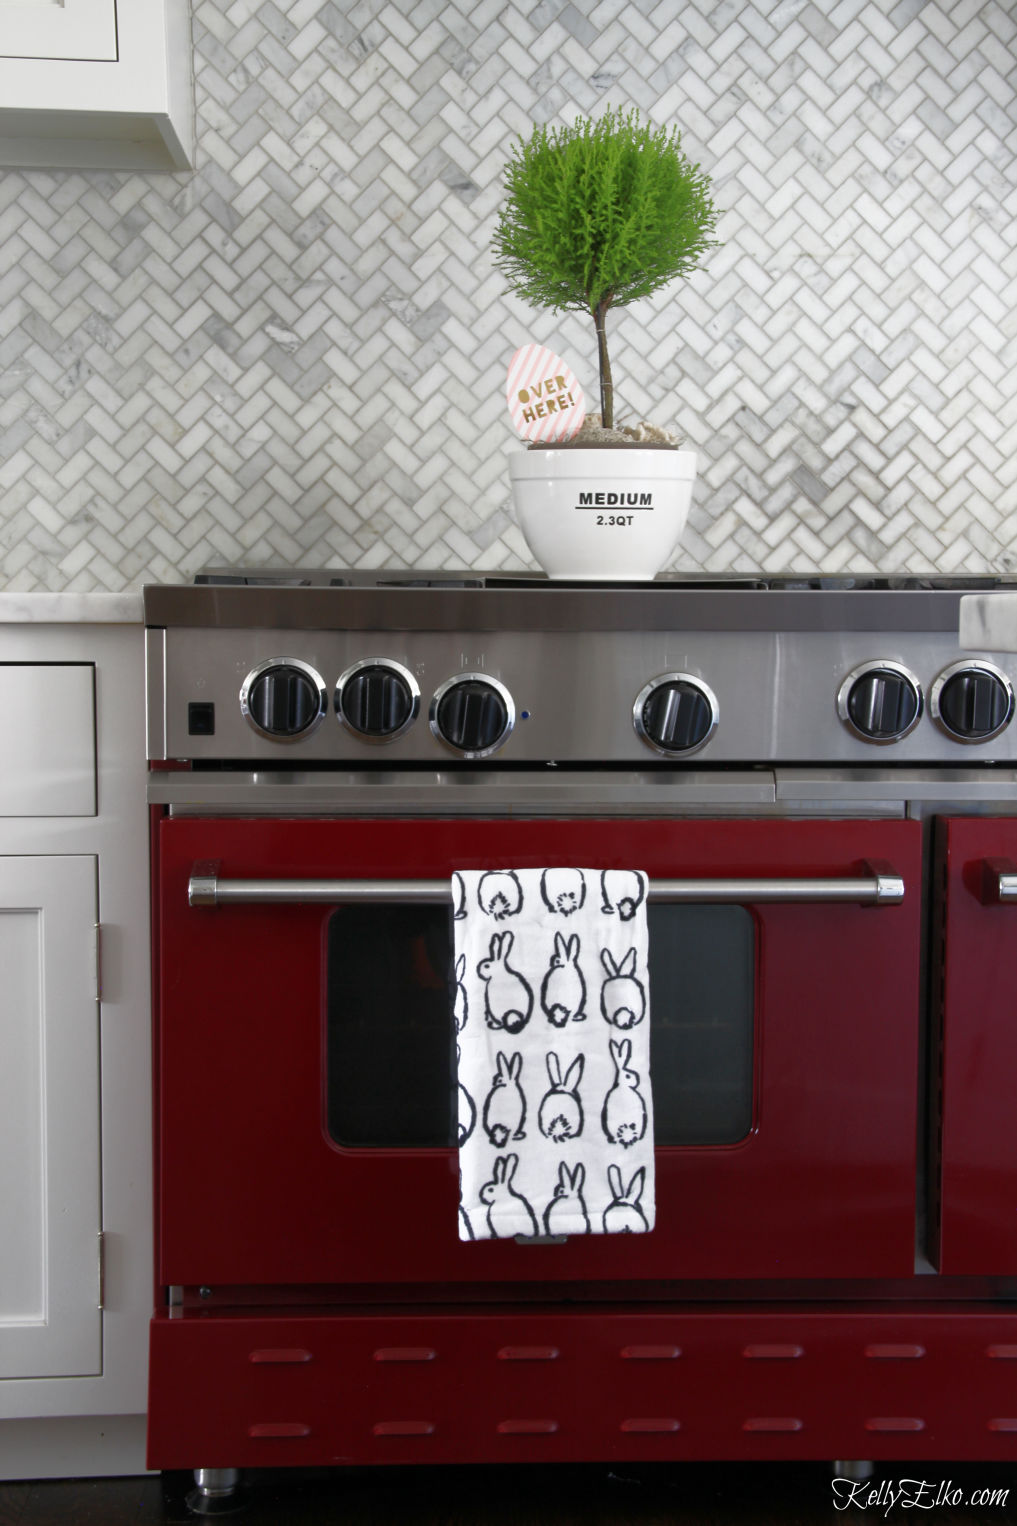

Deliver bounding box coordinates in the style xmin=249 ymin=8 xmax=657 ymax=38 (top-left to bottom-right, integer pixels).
xmin=326 ymin=904 xmax=455 ymax=1148
xmin=646 ymin=904 xmax=754 ymax=1145
xmin=326 ymin=902 xmax=755 ymax=1148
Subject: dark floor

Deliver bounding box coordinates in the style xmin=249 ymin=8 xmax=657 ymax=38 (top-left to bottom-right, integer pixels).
xmin=2 ymin=1463 xmax=1017 ymax=1525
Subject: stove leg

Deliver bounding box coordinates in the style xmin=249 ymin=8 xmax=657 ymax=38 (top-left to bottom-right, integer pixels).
xmin=833 ymin=1460 xmax=874 ymax=1482
xmin=185 ymin=1468 xmax=244 ymax=1516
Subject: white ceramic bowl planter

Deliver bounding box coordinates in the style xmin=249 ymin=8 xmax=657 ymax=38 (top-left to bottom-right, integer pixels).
xmin=510 ymin=447 xmax=697 ymax=581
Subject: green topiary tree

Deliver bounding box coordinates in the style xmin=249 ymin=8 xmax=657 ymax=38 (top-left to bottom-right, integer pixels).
xmin=493 ymin=108 xmax=719 ymax=433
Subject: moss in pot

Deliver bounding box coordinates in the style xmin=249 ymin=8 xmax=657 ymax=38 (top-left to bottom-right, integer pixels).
xmin=494 ymin=109 xmax=719 ymax=577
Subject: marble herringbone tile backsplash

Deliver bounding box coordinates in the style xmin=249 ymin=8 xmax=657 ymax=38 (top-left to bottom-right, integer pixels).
xmin=0 ymin=0 xmax=1014 ymax=589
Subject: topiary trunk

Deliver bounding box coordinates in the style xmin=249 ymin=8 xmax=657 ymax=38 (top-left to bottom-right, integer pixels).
xmin=594 ymin=299 xmax=614 ymax=430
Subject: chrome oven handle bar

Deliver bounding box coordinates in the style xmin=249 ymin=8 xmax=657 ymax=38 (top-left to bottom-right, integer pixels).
xmin=188 ymin=866 xmax=905 ymax=908
xmin=985 ymin=860 xmax=1017 ymax=902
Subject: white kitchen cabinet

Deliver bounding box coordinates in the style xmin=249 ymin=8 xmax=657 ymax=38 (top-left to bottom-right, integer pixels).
xmin=0 ymin=664 xmax=96 ymax=816
xmin=0 ymin=0 xmax=193 ymax=171
xmin=0 ymin=0 xmax=117 ymax=61
xmin=0 ymin=855 xmax=101 ymax=1381
xmin=0 ymin=607 xmax=152 ymax=1480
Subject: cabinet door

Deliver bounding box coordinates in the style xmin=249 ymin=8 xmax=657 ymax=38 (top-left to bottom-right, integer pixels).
xmin=0 ymin=1 xmax=117 ymax=62
xmin=0 ymin=856 xmax=100 ymax=1379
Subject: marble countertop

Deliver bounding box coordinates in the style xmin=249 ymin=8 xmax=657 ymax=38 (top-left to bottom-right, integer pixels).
xmin=0 ymin=592 xmax=143 ymax=623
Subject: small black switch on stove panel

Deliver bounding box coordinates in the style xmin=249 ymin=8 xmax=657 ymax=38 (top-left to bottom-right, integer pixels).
xmin=188 ymin=702 xmax=215 ymax=736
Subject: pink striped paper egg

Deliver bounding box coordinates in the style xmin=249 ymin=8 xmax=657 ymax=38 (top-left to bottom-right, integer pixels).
xmin=506 ymin=344 xmax=585 ymax=443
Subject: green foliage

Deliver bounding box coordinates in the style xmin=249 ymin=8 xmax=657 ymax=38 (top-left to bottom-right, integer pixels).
xmin=493 ymin=108 xmax=719 ymax=429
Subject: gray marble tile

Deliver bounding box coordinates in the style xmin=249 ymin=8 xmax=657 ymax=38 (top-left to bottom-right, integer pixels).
xmin=0 ymin=0 xmax=1012 ymax=589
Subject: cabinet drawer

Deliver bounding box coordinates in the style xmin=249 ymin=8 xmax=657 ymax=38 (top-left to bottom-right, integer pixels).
xmin=0 ymin=0 xmax=117 ymax=62
xmin=0 ymin=665 xmax=95 ymax=816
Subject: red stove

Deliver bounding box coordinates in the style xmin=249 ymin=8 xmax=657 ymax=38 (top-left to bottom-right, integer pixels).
xmin=143 ymin=569 xmax=1017 ymax=1511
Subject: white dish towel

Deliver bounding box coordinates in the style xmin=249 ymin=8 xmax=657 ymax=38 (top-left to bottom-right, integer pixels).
xmin=453 ymin=868 xmax=655 ymax=1241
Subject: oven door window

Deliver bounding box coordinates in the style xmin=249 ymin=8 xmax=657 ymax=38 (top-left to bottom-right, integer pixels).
xmin=325 ymin=903 xmax=755 ymax=1149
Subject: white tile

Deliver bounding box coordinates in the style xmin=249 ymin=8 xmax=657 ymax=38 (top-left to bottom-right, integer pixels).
xmin=0 ymin=0 xmax=1012 ymax=586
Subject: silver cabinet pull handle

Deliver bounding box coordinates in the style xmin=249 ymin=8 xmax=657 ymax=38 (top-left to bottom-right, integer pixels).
xmin=188 ymin=866 xmax=904 ymax=908
xmin=981 ymin=860 xmax=1017 ymax=903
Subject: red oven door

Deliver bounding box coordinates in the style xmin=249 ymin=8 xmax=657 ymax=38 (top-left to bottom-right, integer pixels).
xmin=155 ymin=816 xmax=921 ymax=1288
xmin=937 ymin=815 xmax=1017 ymax=1273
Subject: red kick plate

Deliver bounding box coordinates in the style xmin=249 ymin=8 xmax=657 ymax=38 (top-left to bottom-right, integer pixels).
xmin=149 ymin=1305 xmax=1017 ymax=1469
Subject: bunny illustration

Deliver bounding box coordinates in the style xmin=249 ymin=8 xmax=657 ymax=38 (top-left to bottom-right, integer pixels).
xmin=482 ymin=1050 xmax=527 ymax=1146
xmin=452 ymin=871 xmax=467 ymax=920
xmin=603 ymin=1164 xmax=649 ymax=1233
xmin=600 ymin=870 xmax=645 ymax=922
xmin=456 ymin=1043 xmax=476 ymax=1146
xmin=540 ymin=868 xmax=586 ymax=917
xmin=478 ymin=931 xmax=534 ymax=1033
xmin=478 ymin=869 xmax=523 ymax=921
xmin=540 ymin=931 xmax=586 ymax=1026
xmin=479 ymin=1152 xmax=539 ymax=1238
xmin=600 ymin=947 xmax=646 ymax=1028
xmin=458 ymin=1170 xmax=475 ymax=1240
xmin=601 ymin=1037 xmax=647 ymax=1148
xmin=543 ymin=1161 xmax=590 ymax=1236
xmin=537 ymin=1051 xmax=585 ymax=1142
xmin=453 ymin=953 xmax=469 ymax=1032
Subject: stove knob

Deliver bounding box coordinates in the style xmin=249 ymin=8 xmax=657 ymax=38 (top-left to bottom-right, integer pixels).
xmin=634 ymin=674 xmax=718 ymax=755
xmin=336 ymin=659 xmax=419 ymax=741
xmin=430 ymin=674 xmax=514 ymax=758
xmin=240 ymin=659 xmax=327 ymax=741
xmin=837 ymin=661 xmax=923 ymax=743
xmin=931 ymin=660 xmax=1014 ymax=742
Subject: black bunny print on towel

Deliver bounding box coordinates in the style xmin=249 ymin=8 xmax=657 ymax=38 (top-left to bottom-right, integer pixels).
xmin=458 ymin=1170 xmax=475 ymax=1240
xmin=537 ymin=1052 xmax=585 ymax=1142
xmin=544 ymin=1161 xmax=590 ymax=1235
xmin=599 ymin=947 xmax=646 ymax=1029
xmin=482 ymin=1050 xmax=526 ymax=1146
xmin=600 ymin=870 xmax=645 ymax=922
xmin=456 ymin=1044 xmax=476 ymax=1146
xmin=478 ymin=931 xmax=534 ymax=1033
xmin=540 ymin=931 xmax=586 ymax=1026
xmin=603 ymin=1164 xmax=649 ymax=1233
xmin=454 ymin=867 xmax=654 ymax=1240
xmin=478 ymin=869 xmax=523 ymax=921
xmin=540 ymin=868 xmax=586 ymax=917
xmin=601 ymin=1037 xmax=647 ymax=1148
xmin=453 ymin=953 xmax=469 ymax=1033
xmin=480 ymin=1152 xmax=539 ymax=1238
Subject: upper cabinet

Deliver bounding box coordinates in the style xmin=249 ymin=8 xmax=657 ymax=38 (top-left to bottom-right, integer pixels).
xmin=0 ymin=0 xmax=194 ymax=171
xmin=0 ymin=0 xmax=118 ymax=61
